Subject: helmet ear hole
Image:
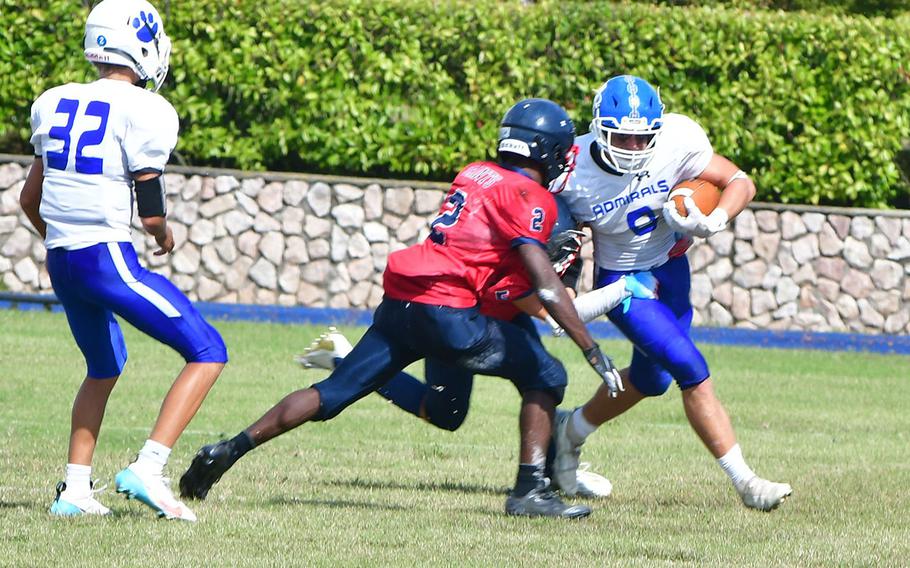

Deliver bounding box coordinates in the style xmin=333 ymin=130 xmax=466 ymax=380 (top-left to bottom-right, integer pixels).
xmin=142 ymin=48 xmax=148 ymax=57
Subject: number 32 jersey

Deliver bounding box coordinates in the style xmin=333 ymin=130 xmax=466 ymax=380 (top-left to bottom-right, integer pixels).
xmin=30 ymin=78 xmax=178 ymax=250
xmin=383 ymin=161 xmax=556 ymax=308
xmin=559 ymin=113 xmax=713 ymax=272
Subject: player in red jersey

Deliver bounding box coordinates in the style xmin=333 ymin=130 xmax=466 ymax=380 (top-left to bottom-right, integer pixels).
xmin=180 ymin=99 xmax=623 ymax=518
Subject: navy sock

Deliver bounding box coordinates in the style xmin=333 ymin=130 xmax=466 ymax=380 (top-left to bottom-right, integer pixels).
xmin=228 ymin=431 xmax=255 ymax=465
xmin=375 ymin=372 xmax=428 ymax=417
xmin=514 ymin=463 xmax=547 ymax=497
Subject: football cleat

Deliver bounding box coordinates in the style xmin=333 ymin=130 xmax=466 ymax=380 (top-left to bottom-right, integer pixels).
xmin=115 ymin=466 xmax=196 ymax=521
xmin=736 ymin=476 xmax=793 ymax=511
xmin=551 ymin=408 xmax=583 ymax=496
xmin=505 ymin=485 xmax=592 ymax=519
xmin=575 ymin=463 xmax=613 ymax=499
xmin=179 ymin=440 xmax=234 ymax=500
xmin=49 ymin=481 xmax=111 ymax=516
xmin=294 ymin=327 xmax=353 ymax=370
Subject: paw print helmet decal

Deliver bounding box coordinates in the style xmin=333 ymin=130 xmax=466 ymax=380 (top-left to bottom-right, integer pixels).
xmin=84 ymin=0 xmax=172 ymax=91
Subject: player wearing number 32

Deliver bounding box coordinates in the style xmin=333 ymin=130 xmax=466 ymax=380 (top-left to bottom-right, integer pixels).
xmin=554 ymin=75 xmax=792 ymax=511
xmin=20 ymin=0 xmax=225 ymax=521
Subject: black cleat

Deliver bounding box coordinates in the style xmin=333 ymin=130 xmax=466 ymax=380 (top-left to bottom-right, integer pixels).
xmin=179 ymin=440 xmax=234 ymax=500
xmin=505 ymin=486 xmax=592 ymax=518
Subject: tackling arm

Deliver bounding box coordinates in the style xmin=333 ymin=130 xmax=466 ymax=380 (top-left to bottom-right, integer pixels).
xmin=19 ymin=158 xmax=47 ymax=239
xmin=517 ymin=242 xmax=594 ymax=350
xmin=517 ymin=242 xmax=624 ymax=396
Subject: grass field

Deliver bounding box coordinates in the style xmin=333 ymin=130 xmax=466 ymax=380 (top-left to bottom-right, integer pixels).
xmin=1 ymin=309 xmax=908 ymax=567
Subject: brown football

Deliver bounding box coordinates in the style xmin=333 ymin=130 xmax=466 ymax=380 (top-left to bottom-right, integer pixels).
xmin=669 ymin=178 xmax=722 ymax=217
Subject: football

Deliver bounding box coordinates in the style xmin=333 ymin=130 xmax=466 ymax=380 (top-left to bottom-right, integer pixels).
xmin=669 ymin=178 xmax=722 ymax=217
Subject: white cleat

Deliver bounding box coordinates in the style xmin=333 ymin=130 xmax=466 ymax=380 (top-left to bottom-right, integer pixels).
xmin=552 ymin=408 xmax=582 ymax=496
xmin=115 ymin=465 xmax=197 ymax=521
xmin=294 ymin=326 xmax=353 ymax=370
xmin=575 ymin=463 xmax=612 ymax=499
xmin=736 ymin=476 xmax=793 ymax=511
xmin=49 ymin=481 xmax=111 ymax=516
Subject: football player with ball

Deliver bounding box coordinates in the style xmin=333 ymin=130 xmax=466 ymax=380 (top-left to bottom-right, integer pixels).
xmin=552 ymin=75 xmax=792 ymax=511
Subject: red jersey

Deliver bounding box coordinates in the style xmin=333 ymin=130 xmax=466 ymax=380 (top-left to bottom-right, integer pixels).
xmin=478 ymin=256 xmax=533 ymax=321
xmin=384 ymin=161 xmax=556 ymax=308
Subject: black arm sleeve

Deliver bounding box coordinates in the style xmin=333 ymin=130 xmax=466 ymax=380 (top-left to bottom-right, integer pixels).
xmin=134 ymin=176 xmax=167 ymax=217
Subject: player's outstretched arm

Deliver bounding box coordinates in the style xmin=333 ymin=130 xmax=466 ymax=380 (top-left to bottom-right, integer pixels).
xmin=517 ymin=243 xmax=623 ymax=396
xmin=19 ymin=158 xmax=47 ymax=239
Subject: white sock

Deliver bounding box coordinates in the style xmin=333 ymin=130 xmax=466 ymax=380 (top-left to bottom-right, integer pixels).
xmin=568 ymin=408 xmax=598 ymax=445
xmin=717 ymin=444 xmax=756 ymax=488
xmin=132 ymin=439 xmax=171 ymax=476
xmin=64 ymin=464 xmax=92 ymax=497
xmin=572 ymin=279 xmax=630 ymax=322
xmin=547 ymin=279 xmax=631 ymax=336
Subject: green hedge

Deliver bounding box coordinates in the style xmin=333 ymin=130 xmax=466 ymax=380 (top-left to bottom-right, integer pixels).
xmin=642 ymin=0 xmax=908 ymax=16
xmin=2 ymin=0 xmax=909 ymax=207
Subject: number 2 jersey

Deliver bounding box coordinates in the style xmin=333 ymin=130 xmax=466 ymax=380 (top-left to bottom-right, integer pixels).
xmin=383 ymin=161 xmax=556 ymax=309
xmin=30 ymin=78 xmax=178 ymax=250
xmin=559 ymin=113 xmax=713 ymax=272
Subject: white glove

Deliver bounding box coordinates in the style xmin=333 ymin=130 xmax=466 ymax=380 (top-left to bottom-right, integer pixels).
xmin=662 ymin=197 xmax=729 ymax=238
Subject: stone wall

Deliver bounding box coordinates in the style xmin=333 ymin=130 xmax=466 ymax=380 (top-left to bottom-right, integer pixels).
xmin=1 ymin=155 xmax=908 ymax=335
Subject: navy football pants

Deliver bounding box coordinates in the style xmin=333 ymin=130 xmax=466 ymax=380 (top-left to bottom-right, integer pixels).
xmin=312 ymin=300 xmax=566 ymax=420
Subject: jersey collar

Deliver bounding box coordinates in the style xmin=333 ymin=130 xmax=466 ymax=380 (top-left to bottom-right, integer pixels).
xmin=589 ymin=141 xmax=625 ymax=177
xmin=498 ymin=162 xmax=537 ymax=182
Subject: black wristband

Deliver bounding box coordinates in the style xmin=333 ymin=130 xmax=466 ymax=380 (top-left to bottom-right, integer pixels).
xmin=135 ymin=176 xmax=167 ymax=217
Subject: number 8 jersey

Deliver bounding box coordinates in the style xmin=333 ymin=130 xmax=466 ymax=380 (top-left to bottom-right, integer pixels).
xmin=30 ymin=78 xmax=178 ymax=250
xmin=559 ymin=113 xmax=713 ymax=272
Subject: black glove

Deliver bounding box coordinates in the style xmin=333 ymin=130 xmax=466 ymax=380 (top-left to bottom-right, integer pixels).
xmin=547 ymin=229 xmax=585 ymax=278
xmin=583 ymin=344 xmax=624 ymax=397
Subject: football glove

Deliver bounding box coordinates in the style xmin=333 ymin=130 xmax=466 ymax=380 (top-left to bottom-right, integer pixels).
xmin=620 ymin=271 xmax=659 ymax=313
xmin=662 ymin=197 xmax=729 ymax=238
xmin=583 ymin=344 xmax=624 ymax=397
xmin=547 ymin=229 xmax=585 ymax=277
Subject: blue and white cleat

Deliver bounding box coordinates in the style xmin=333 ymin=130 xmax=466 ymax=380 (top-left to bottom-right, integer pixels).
xmin=49 ymin=481 xmax=111 ymax=516
xmin=115 ymin=466 xmax=197 ymax=521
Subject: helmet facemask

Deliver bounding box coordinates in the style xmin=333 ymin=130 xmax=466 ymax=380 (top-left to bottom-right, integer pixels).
xmin=592 ymin=117 xmax=662 ymax=174
xmin=546 ymin=144 xmax=579 ymax=194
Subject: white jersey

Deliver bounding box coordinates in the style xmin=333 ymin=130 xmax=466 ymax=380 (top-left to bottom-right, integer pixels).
xmin=30 ymin=78 xmax=178 ymax=250
xmin=560 ymin=113 xmax=713 ymax=271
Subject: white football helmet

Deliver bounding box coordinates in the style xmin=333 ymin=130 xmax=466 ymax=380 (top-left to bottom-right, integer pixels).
xmin=84 ymin=0 xmax=172 ymax=92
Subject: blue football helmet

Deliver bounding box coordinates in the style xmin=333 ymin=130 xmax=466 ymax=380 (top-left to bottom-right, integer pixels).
xmin=498 ymin=98 xmax=578 ymax=193
xmin=591 ymin=75 xmax=664 ymax=174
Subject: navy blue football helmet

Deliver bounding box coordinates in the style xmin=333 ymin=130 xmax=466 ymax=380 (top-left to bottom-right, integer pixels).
xmin=591 ymin=75 xmax=664 ymax=174
xmin=498 ymin=98 xmax=578 ymax=193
